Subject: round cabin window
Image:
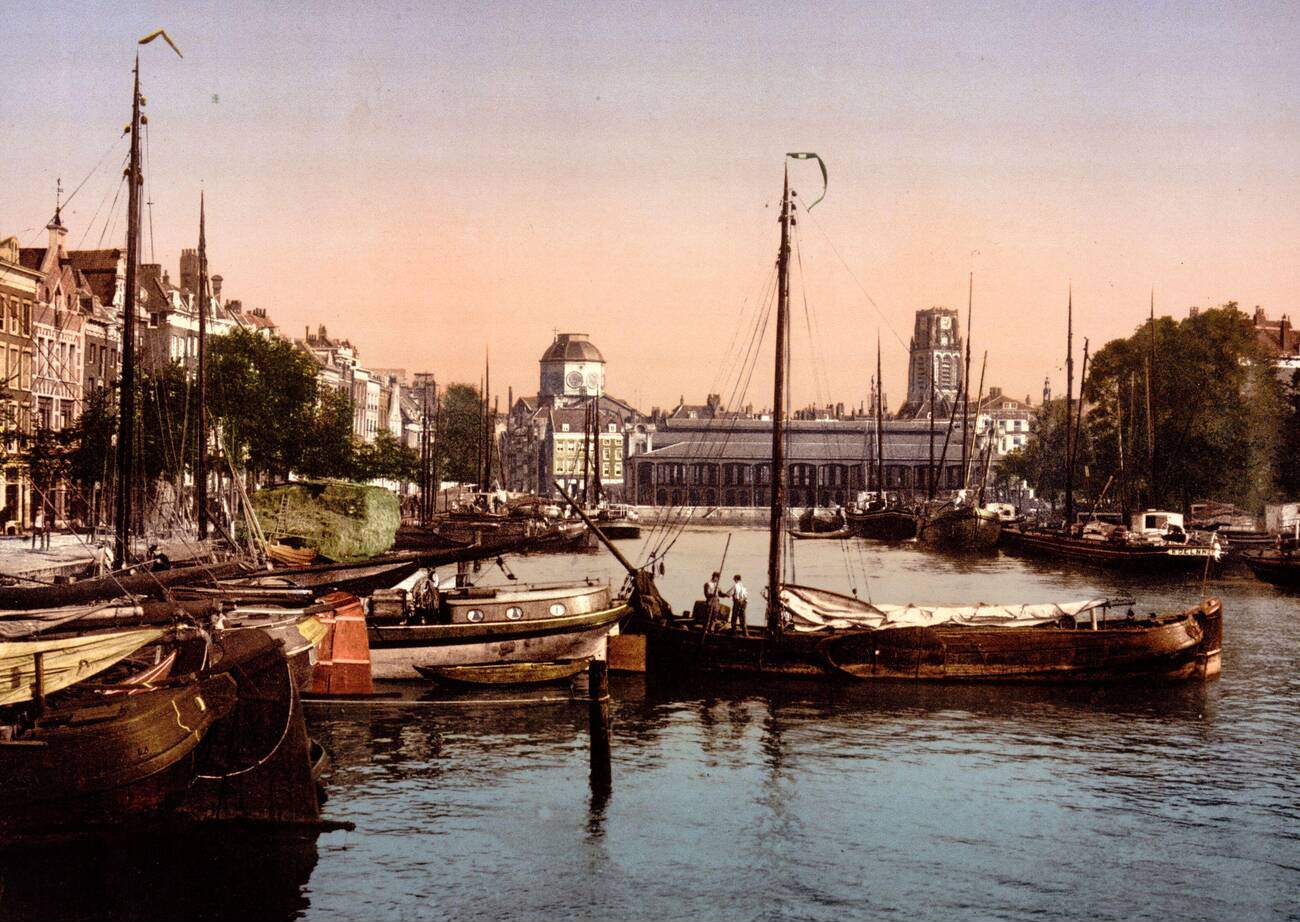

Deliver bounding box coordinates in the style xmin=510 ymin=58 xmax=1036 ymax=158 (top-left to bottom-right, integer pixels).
xmin=549 ymin=603 xmax=567 ymax=616
xmin=466 ymin=609 xmax=485 ymax=623
xmin=506 ymin=607 xmax=523 ymax=621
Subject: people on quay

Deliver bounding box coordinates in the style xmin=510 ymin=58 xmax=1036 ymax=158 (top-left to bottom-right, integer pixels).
xmin=724 ymin=574 xmax=748 ymax=634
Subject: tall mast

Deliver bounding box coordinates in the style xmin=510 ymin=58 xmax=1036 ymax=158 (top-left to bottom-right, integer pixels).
xmin=927 ymin=362 xmax=936 ymax=500
xmin=114 ymin=58 xmax=143 ymax=569
xmin=1146 ymin=290 xmax=1157 ymax=504
xmin=419 ymin=379 xmax=428 ymax=525
xmin=1064 ymin=286 xmax=1075 ymax=528
xmin=195 ymin=192 xmax=209 ymax=540
xmin=483 ymin=353 xmax=491 ymax=491
xmin=961 ymin=272 xmax=972 ymax=488
xmin=875 ymin=336 xmax=885 ymax=496
xmin=766 ymin=164 xmax=791 ymax=636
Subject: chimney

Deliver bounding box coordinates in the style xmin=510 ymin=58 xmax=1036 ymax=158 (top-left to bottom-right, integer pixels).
xmin=211 ymin=274 xmax=223 ymax=304
xmin=179 ymin=248 xmax=199 ymax=292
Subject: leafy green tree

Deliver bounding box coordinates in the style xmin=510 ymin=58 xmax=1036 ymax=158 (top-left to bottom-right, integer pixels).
xmin=435 ymin=383 xmax=485 ymax=484
xmin=207 ymin=328 xmax=320 ymax=479
xmin=139 ymin=362 xmax=194 ymax=485
xmin=353 ymin=431 xmax=419 ymax=483
xmin=24 ymin=426 xmax=72 ymax=524
xmin=1279 ymin=369 xmax=1300 ymax=498
xmin=1084 ymin=304 xmax=1281 ymax=511
xmin=298 ymin=387 xmax=356 ymax=480
xmin=1004 ymin=303 xmax=1286 ymax=515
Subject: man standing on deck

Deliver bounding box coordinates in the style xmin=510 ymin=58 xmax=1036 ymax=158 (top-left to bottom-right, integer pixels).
xmin=724 ymin=574 xmax=748 ymax=634
xmin=702 ymin=571 xmax=721 ymax=629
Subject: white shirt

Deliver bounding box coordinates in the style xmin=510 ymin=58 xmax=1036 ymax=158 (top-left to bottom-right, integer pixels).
xmin=728 ymin=582 xmax=748 ymax=602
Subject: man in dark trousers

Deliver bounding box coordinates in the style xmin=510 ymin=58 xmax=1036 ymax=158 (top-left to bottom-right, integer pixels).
xmin=724 ymin=574 xmax=748 ymax=635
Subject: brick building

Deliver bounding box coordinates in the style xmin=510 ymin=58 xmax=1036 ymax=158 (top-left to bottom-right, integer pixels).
xmin=0 ymin=235 xmax=37 ymax=532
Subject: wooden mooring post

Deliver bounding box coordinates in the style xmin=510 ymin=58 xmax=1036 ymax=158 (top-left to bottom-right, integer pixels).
xmin=588 ymin=657 xmax=612 ymax=798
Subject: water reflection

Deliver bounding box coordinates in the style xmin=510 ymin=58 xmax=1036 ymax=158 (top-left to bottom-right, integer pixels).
xmin=9 ymin=532 xmax=1296 ymax=921
xmin=0 ymin=828 xmax=320 ymax=922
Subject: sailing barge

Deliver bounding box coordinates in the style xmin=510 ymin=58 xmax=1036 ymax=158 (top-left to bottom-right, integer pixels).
xmin=597 ymin=155 xmax=1224 ymax=687
xmin=1001 ymin=510 xmax=1222 ymax=572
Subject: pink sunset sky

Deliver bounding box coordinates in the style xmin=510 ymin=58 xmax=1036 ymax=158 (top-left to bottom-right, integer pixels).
xmin=6 ymin=1 xmax=1298 ymax=413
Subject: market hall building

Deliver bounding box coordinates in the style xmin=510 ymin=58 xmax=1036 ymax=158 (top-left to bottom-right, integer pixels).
xmin=630 ymin=417 xmax=972 ymax=509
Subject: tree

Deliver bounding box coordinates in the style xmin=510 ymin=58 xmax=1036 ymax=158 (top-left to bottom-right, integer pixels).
xmin=139 ymin=362 xmax=194 ymax=485
xmin=207 ymin=328 xmax=320 ymax=479
xmin=1084 ymin=304 xmax=1282 ymax=511
xmin=24 ymin=426 xmax=72 ymax=526
xmin=1004 ymin=303 xmax=1287 ymax=516
xmin=435 ymin=383 xmax=485 ymax=484
xmin=66 ymin=386 xmax=118 ymax=527
xmin=297 ymin=387 xmax=356 ymax=480
xmin=353 ymin=431 xmax=419 ymax=483
xmin=1278 ymin=369 xmax=1300 ymax=498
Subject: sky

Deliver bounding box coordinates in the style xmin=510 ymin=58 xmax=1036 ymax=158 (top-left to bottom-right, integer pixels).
xmin=5 ymin=1 xmax=1298 ymax=413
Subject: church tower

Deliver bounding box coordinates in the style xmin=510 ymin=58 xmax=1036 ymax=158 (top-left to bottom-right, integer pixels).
xmin=898 ymin=307 xmax=963 ymax=417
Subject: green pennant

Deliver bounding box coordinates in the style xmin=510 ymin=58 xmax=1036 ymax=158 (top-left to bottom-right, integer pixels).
xmin=786 ymin=152 xmax=827 ymax=210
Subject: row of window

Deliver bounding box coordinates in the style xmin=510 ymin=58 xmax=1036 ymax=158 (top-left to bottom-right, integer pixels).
xmin=3 ymin=297 xmax=32 ymax=337
xmin=1 ymin=347 xmax=31 ymax=391
xmin=34 ymin=335 xmax=78 ymax=385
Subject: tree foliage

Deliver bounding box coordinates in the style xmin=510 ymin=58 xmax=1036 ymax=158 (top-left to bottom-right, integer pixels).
xmin=1002 ymin=304 xmax=1284 ymax=513
xmin=353 ymin=431 xmax=420 ymax=483
xmin=435 ymin=383 xmax=486 ymax=484
xmin=207 ymin=328 xmax=320 ymax=479
xmin=297 ymin=386 xmax=356 ymax=480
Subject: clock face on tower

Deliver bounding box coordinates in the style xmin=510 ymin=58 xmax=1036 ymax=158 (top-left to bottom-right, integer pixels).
xmin=586 ymin=372 xmax=600 ymax=390
xmin=566 ymin=370 xmax=584 ymax=390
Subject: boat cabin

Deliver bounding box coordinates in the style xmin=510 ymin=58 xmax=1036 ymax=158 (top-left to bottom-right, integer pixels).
xmin=983 ymin=502 xmax=1019 ymax=522
xmin=1131 ymin=510 xmax=1186 ymax=539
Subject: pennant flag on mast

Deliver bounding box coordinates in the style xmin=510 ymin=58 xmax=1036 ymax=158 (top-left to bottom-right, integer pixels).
xmin=785 ymin=152 xmax=827 ymax=210
xmin=139 ymin=29 xmax=183 ymax=58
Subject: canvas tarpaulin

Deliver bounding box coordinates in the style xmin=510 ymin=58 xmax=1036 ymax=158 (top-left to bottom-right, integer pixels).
xmin=780 ymin=585 xmax=1111 ymax=633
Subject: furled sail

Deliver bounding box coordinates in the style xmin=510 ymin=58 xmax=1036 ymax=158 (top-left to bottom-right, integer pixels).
xmin=0 ymin=628 xmax=164 ymax=705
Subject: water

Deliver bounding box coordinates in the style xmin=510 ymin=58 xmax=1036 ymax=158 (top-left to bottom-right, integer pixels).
xmin=4 ymin=528 xmax=1297 ymax=921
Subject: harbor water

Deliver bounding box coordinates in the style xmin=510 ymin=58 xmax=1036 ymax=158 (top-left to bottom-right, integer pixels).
xmin=4 ymin=527 xmax=1297 ymax=921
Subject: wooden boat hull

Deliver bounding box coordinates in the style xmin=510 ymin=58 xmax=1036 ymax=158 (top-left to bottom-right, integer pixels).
xmin=0 ymin=560 xmax=245 ymax=609
xmin=0 ymin=673 xmax=237 ymax=845
xmin=846 ymin=509 xmax=917 ymax=541
xmin=1240 ymin=549 xmax=1300 ymax=587
xmin=414 ymin=659 xmax=588 ymax=687
xmin=223 ymin=555 xmax=424 ymax=598
xmin=265 ymin=543 xmax=318 ymax=568
xmin=596 ymin=523 xmax=641 ymax=540
xmin=787 ymin=527 xmax=852 ymax=540
xmin=644 ymin=600 xmax=1222 ymax=683
xmin=1002 ymin=527 xmax=1220 ymax=571
xmin=823 ymin=601 xmax=1222 ymax=682
xmin=646 ymin=619 xmax=835 ymax=678
xmin=916 ymin=507 xmax=1000 ymax=552
xmin=369 ymin=604 xmax=626 ymax=680
xmin=175 ymin=628 xmax=323 ymax=826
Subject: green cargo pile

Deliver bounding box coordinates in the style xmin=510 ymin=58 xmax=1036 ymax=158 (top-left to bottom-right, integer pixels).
xmin=251 ymin=480 xmax=399 ymax=562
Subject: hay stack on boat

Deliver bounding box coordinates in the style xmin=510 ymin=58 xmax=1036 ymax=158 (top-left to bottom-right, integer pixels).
xmin=251 ymin=481 xmax=399 ymax=562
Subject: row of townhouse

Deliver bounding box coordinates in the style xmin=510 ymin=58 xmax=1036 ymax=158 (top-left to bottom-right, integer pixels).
xmin=0 ymin=209 xmax=308 ymax=532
